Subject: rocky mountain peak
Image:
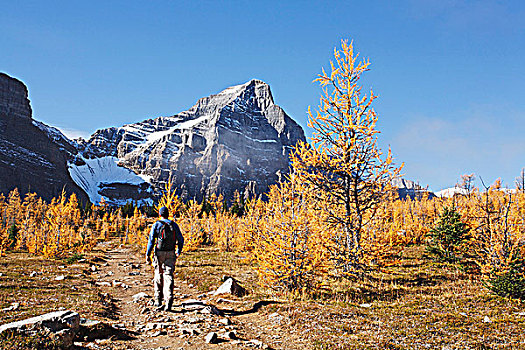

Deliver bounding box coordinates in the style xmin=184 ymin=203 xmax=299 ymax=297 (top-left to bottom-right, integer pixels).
xmin=71 ymin=79 xmax=306 ymax=203
xmin=0 ymin=73 xmax=32 ymax=121
xmin=0 ymin=74 xmax=305 ymax=205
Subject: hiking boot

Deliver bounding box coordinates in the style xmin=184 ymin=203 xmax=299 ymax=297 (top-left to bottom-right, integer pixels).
xmin=163 ymin=299 xmax=173 ymax=312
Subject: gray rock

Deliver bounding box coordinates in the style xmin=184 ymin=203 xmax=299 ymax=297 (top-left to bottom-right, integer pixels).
xmin=0 ymin=310 xmax=80 ymax=348
xmin=151 ymin=330 xmax=167 ymax=337
xmin=0 ymin=310 xmax=80 ymax=334
xmin=213 ymin=277 xmax=247 ymax=297
xmin=218 ymin=318 xmax=231 ymax=325
xmin=392 ymin=178 xmax=435 ymax=199
xmin=95 ymin=281 xmax=111 ymax=287
xmin=182 ymin=299 xmax=207 ymax=311
xmin=200 ymin=305 xmax=223 ymax=316
xmin=205 ymin=331 xmax=218 ymax=344
xmin=226 ymin=330 xmax=237 ymax=339
xmin=248 ymin=339 xmax=270 ymax=349
xmin=181 ymin=328 xmax=200 ymax=336
xmin=132 ymin=292 xmax=150 ymax=302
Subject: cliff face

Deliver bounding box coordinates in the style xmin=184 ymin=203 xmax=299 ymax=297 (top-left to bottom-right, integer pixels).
xmin=75 ymin=79 xmax=306 ymax=202
xmin=0 ymin=73 xmax=89 ymax=203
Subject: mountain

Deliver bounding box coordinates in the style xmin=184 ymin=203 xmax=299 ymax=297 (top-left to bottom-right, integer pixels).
xmin=0 ymin=73 xmax=89 ymax=203
xmin=73 ymin=79 xmax=306 ymax=204
xmin=392 ymin=178 xmax=435 ymax=199
xmin=1 ymin=75 xmax=306 ymax=205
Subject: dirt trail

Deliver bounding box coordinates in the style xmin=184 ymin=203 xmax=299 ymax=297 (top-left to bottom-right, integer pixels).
xmin=78 ymin=241 xmax=291 ymax=350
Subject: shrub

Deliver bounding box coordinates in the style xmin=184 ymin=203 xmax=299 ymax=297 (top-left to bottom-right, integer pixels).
xmin=426 ymin=206 xmax=470 ymax=263
xmin=486 ymin=262 xmax=525 ymax=299
xmin=7 ymin=224 xmax=19 ymax=250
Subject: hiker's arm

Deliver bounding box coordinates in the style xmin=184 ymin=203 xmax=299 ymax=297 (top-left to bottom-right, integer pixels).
xmin=145 ymin=223 xmax=157 ymax=262
xmin=175 ymin=224 xmax=184 ymax=256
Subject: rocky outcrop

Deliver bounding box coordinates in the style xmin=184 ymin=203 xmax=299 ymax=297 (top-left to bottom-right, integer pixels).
xmin=0 ymin=73 xmax=89 ymax=203
xmin=0 ymin=310 xmax=80 ymax=348
xmin=75 ymin=79 xmax=305 ymax=202
xmin=213 ymin=276 xmax=248 ymax=297
xmin=0 ymin=73 xmax=32 ymax=120
xmin=392 ymin=178 xmax=435 ymax=199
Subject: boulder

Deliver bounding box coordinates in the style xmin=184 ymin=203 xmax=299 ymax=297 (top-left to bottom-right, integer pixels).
xmin=205 ymin=331 xmax=218 ymax=344
xmin=213 ymin=277 xmax=247 ymax=297
xmin=0 ymin=310 xmax=80 ymax=348
xmin=200 ymin=305 xmax=223 ymax=316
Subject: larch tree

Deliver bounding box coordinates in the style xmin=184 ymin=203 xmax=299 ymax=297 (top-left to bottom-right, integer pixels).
xmin=291 ymin=40 xmax=402 ymax=276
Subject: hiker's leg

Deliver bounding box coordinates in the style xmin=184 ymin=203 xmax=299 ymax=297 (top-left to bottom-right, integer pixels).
xmin=162 ymin=251 xmax=176 ymax=310
xmin=153 ymin=252 xmax=164 ymax=305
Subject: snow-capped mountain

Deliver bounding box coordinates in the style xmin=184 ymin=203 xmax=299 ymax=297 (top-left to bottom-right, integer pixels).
xmin=434 ymin=187 xmax=469 ymax=198
xmin=1 ymin=74 xmax=305 ymax=205
xmin=74 ymin=79 xmax=305 ymax=203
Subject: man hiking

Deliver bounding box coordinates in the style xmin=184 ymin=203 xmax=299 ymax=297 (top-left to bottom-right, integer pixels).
xmin=146 ymin=206 xmax=184 ymax=311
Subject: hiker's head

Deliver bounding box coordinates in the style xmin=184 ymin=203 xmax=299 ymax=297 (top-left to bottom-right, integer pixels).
xmin=159 ymin=206 xmax=169 ymax=219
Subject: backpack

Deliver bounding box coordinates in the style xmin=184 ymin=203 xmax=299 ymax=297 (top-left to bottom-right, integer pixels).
xmin=156 ymin=220 xmax=177 ymax=251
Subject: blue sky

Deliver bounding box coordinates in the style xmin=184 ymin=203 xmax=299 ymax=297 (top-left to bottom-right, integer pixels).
xmin=1 ymin=0 xmax=524 ymax=191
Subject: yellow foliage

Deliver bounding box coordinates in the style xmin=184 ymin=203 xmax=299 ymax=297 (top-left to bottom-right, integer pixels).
xmin=291 ymin=39 xmax=402 ymax=276
xmin=248 ymin=175 xmax=330 ymax=293
xmin=178 ymin=200 xmax=205 ymax=252
xmin=157 ymin=179 xmax=183 ymax=217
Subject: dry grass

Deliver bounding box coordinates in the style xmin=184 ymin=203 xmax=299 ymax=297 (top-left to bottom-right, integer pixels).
xmin=175 ymin=245 xmax=525 ymax=349
xmin=1 ymin=244 xmax=524 ymax=349
xmin=0 ymin=250 xmax=115 ymax=325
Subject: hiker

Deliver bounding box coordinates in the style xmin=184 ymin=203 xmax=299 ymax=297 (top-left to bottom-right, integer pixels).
xmin=145 ymin=206 xmax=184 ymax=311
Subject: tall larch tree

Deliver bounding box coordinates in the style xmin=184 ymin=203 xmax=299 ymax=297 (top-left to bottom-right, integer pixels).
xmin=292 ymin=40 xmax=402 ymax=277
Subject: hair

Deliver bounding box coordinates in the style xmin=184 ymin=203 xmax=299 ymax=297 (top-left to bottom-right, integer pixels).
xmin=159 ymin=206 xmax=169 ymax=219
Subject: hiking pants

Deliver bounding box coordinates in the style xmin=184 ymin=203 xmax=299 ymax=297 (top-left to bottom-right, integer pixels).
xmin=153 ymin=250 xmax=176 ymax=306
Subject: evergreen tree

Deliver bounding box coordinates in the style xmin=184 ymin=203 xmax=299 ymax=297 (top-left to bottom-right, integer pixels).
xmin=426 ymin=206 xmax=470 ymax=263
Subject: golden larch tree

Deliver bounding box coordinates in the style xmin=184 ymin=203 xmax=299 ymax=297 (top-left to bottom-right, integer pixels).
xmin=291 ymin=40 xmax=402 ymax=276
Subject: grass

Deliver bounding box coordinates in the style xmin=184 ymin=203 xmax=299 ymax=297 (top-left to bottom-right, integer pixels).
xmin=175 ymin=246 xmax=262 ymax=297
xmin=0 ymin=250 xmax=113 ymax=326
xmin=168 ymin=244 xmax=525 ymax=348
xmin=1 ymin=243 xmax=524 ymax=349
xmin=0 ymin=329 xmax=62 ymax=350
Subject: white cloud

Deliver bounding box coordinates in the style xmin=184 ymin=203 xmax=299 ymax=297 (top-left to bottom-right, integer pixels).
xmin=56 ymin=127 xmax=91 ymax=140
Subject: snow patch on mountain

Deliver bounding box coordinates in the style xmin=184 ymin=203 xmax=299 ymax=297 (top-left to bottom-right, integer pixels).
xmin=434 ymin=187 xmax=469 ymax=198
xmin=68 ymin=156 xmax=150 ymax=205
